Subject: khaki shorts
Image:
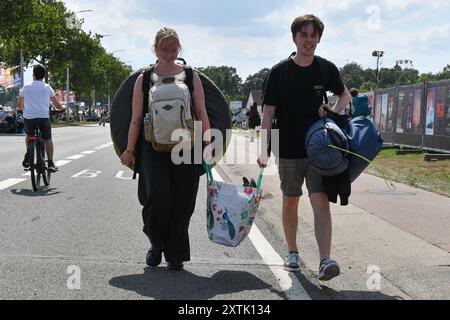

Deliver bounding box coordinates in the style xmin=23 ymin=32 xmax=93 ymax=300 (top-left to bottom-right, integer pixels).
xmin=277 ymin=158 xmax=325 ymax=197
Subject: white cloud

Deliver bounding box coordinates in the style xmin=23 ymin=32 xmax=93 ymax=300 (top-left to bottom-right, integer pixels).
xmin=60 ymin=0 xmax=449 ymax=80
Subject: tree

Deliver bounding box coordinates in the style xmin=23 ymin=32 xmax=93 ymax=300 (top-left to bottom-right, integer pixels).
xmin=340 ymin=62 xmax=366 ymax=89
xmin=196 ymin=66 xmax=243 ymax=99
xmin=241 ymin=68 xmax=270 ymax=103
xmin=0 ymin=0 xmax=71 ymax=76
xmin=360 ymin=81 xmax=376 ymax=92
xmin=435 ymin=64 xmax=450 ymax=80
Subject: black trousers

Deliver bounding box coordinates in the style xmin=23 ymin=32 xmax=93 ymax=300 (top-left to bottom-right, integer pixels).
xmin=138 ymin=141 xmax=200 ymax=263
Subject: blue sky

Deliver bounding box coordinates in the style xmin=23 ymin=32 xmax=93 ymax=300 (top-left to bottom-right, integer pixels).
xmin=26 ymin=0 xmax=450 ymax=83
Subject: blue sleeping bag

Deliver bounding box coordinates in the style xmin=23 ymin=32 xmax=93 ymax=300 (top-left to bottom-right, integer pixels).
xmin=343 ymin=116 xmax=383 ymax=182
xmin=305 ymin=118 xmax=349 ymax=176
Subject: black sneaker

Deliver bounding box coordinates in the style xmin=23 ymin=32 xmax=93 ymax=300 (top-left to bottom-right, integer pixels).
xmin=47 ymin=161 xmax=59 ymax=172
xmin=22 ymin=152 xmax=30 ymax=168
xmin=167 ymin=260 xmax=184 ymax=271
xmin=146 ymin=247 xmax=162 ymax=267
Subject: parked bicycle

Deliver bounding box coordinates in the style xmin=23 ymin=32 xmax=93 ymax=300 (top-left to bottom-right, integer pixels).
xmin=25 ymin=126 xmax=51 ymax=191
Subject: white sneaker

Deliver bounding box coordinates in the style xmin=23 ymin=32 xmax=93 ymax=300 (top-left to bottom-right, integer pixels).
xmin=284 ymin=252 xmax=300 ymax=272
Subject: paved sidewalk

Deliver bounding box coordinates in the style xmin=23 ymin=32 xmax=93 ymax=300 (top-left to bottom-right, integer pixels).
xmin=217 ymin=135 xmax=450 ymax=299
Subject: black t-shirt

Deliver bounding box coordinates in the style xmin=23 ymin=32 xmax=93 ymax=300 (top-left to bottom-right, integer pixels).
xmin=263 ymin=56 xmax=345 ymax=159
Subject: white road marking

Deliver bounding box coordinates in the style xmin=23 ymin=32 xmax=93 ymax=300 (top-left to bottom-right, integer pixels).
xmin=22 ymin=172 xmax=31 ymax=176
xmin=81 ymin=151 xmax=96 ymax=155
xmin=71 ymin=170 xmax=102 ymax=178
xmin=115 ymin=171 xmax=136 ymax=180
xmin=211 ymin=167 xmax=311 ymax=300
xmin=94 ymin=147 xmax=104 ymax=150
xmin=99 ymin=144 xmax=110 ymax=148
xmin=55 ymin=160 xmax=72 ymax=167
xmin=66 ymin=155 xmax=85 ymax=160
xmin=0 ymin=178 xmax=27 ymax=190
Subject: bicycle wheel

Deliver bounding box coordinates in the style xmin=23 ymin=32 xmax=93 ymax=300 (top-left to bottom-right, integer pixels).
xmin=40 ymin=139 xmax=51 ymax=186
xmin=29 ymin=140 xmax=42 ymax=192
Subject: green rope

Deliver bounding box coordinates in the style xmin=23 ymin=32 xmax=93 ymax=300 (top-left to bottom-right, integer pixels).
xmin=328 ymin=145 xmax=396 ymax=191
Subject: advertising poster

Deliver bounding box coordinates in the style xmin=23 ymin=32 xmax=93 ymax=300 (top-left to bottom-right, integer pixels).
xmin=387 ymin=94 xmax=394 ymax=131
xmin=425 ymin=88 xmax=436 ymax=135
xmin=381 ymin=93 xmax=388 ymax=132
xmin=0 ymin=68 xmax=13 ymax=88
xmin=412 ymin=89 xmax=422 ymax=134
xmin=446 ymin=87 xmax=450 ymax=136
xmin=435 ymin=86 xmax=447 ymax=136
xmin=405 ymin=91 xmax=414 ymax=131
xmin=374 ymin=94 xmax=382 ymax=129
xmin=397 ymin=91 xmax=405 ymax=133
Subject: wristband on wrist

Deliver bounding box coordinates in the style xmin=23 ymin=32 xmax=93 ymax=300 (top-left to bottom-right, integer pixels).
xmin=126 ymin=149 xmax=135 ymax=155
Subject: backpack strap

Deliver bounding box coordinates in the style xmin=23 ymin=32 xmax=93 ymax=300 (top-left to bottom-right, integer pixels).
xmin=183 ymin=65 xmax=194 ymax=95
xmin=132 ymin=65 xmax=155 ymax=180
xmin=141 ymin=65 xmax=155 ymax=115
xmin=314 ymin=55 xmax=331 ymax=104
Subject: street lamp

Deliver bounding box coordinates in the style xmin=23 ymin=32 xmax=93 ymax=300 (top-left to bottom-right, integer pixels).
xmin=67 ymin=10 xmax=93 ymax=29
xmin=110 ymin=50 xmax=125 ymax=55
xmin=372 ymin=50 xmax=384 ymax=88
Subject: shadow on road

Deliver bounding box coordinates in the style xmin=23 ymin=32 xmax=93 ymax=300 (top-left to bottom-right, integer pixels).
xmin=316 ymin=285 xmax=405 ymax=300
xmin=109 ymin=268 xmax=285 ymax=300
xmin=11 ymin=187 xmax=62 ymax=197
xmin=285 ymin=271 xmax=403 ymax=300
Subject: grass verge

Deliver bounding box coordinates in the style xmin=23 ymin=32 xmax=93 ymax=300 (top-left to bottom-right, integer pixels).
xmin=366 ymin=148 xmax=450 ymax=198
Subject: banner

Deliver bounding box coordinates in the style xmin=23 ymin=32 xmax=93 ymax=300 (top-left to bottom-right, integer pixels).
xmin=381 ymin=93 xmax=388 ymax=132
xmin=435 ymin=86 xmax=447 ymax=136
xmin=412 ymin=89 xmax=422 ymax=134
xmin=0 ymin=67 xmax=17 ymax=89
xmin=425 ymin=88 xmax=436 ymax=136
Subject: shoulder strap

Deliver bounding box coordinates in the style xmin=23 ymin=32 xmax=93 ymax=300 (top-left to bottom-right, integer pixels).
xmin=267 ymin=54 xmax=292 ymax=156
xmin=314 ymin=55 xmax=331 ymax=104
xmin=132 ymin=65 xmax=155 ymax=180
xmin=273 ymin=53 xmax=293 ymax=120
xmin=141 ymin=65 xmax=155 ymax=114
xmin=183 ymin=65 xmax=194 ymax=94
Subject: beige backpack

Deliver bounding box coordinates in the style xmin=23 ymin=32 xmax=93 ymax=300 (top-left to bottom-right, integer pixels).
xmin=143 ymin=70 xmax=194 ymax=152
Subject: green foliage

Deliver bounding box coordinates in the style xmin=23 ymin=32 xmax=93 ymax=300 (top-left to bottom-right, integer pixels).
xmin=360 ymin=81 xmax=376 ymax=92
xmin=339 ymin=61 xmax=443 ymax=90
xmin=196 ymin=66 xmax=243 ymax=97
xmin=242 ymin=68 xmax=270 ymax=101
xmin=340 ymin=62 xmax=366 ymax=89
xmin=0 ymin=0 xmax=131 ymax=105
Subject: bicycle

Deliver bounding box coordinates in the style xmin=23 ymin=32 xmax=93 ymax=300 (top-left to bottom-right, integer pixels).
xmin=25 ymin=126 xmax=51 ymax=191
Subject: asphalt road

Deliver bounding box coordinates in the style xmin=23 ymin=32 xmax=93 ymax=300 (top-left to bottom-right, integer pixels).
xmin=1 ymin=125 xmax=449 ymax=301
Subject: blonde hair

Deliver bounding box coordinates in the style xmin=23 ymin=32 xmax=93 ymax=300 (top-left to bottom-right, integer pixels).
xmin=153 ymin=27 xmax=182 ymax=52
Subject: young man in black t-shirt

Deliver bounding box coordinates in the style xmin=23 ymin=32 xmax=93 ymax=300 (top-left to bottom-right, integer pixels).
xmin=258 ymin=15 xmax=352 ymax=281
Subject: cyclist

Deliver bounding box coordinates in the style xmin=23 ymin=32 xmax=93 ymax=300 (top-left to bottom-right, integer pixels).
xmin=17 ymin=64 xmax=63 ymax=172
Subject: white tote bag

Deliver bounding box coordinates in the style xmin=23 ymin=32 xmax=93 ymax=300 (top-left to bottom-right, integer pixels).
xmin=204 ymin=164 xmax=263 ymax=247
